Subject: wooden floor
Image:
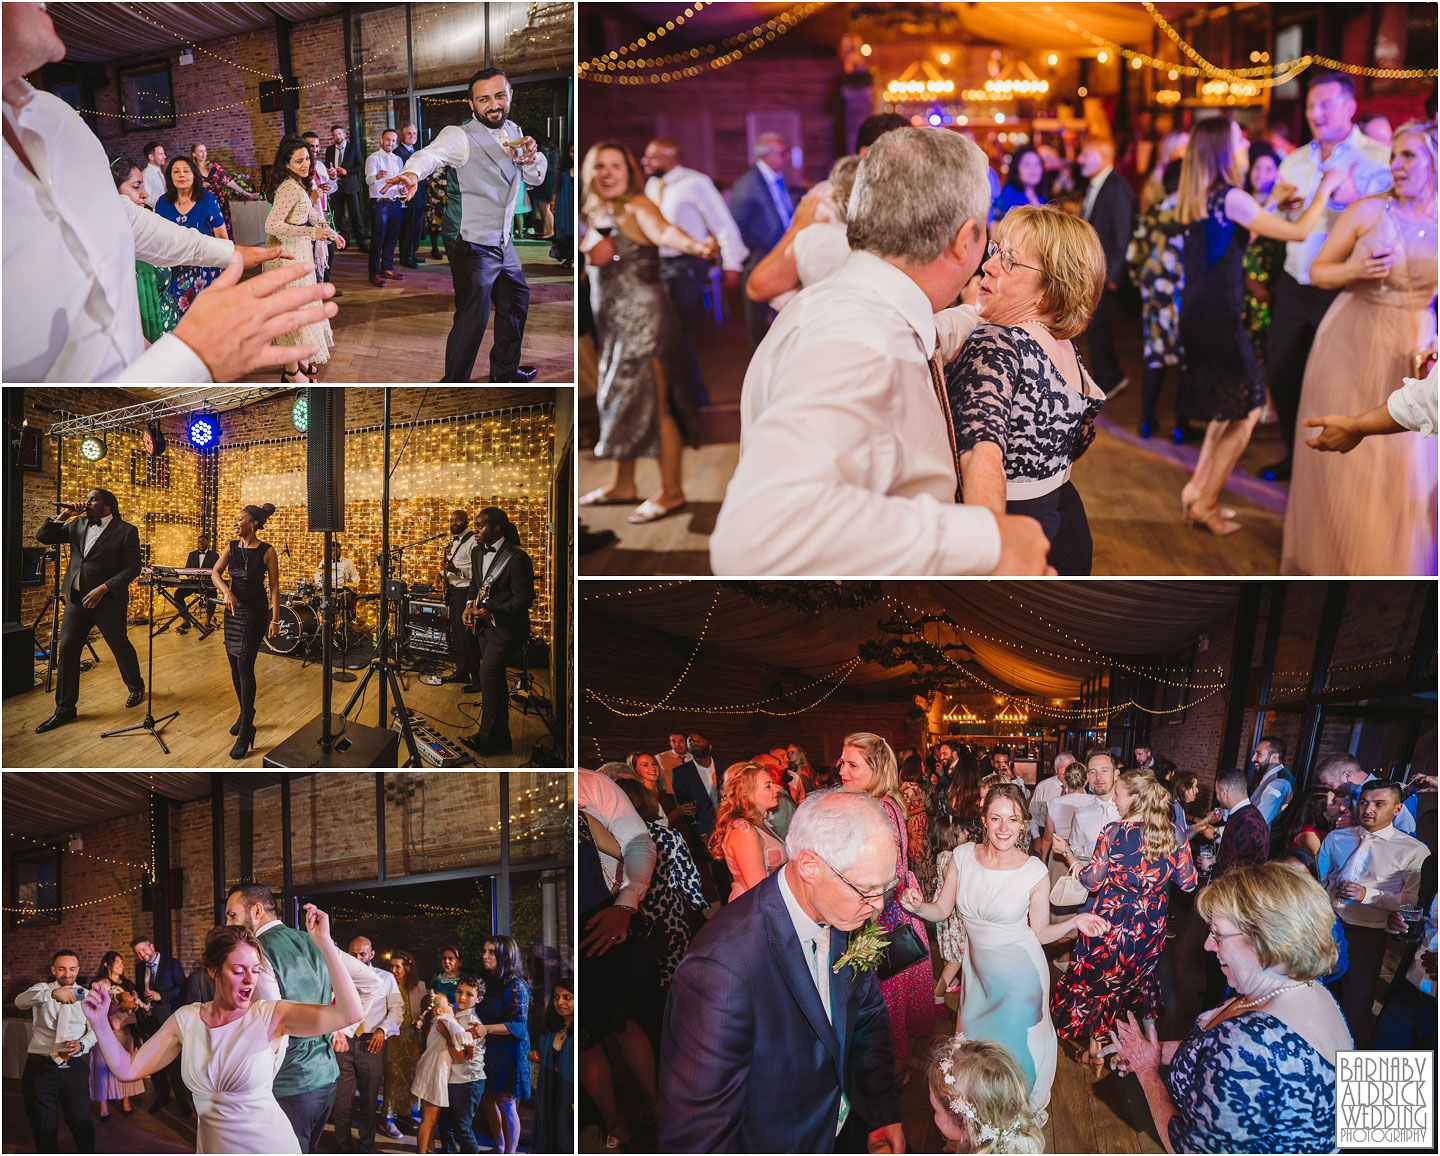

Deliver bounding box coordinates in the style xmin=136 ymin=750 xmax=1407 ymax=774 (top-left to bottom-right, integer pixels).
xmin=2 ymin=619 xmax=554 ymax=769
xmin=578 ymin=292 xmax=1294 ymax=576
xmin=239 ymin=239 xmax=574 ymax=384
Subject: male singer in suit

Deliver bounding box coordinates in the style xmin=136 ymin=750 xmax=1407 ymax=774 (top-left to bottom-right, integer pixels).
xmin=394 ymin=123 xmax=428 ymax=269
xmin=34 ymin=488 xmax=145 ymax=733
xmin=460 ymin=506 xmax=535 ymax=757
xmin=729 ymin=132 xmax=793 ymax=347
xmin=659 ymin=790 xmax=903 ymax=1153
xmin=132 ymin=936 xmax=189 ymax=1115
xmin=1078 ymin=139 xmax=1135 ymax=396
xmin=176 ymin=533 xmax=219 ymax=635
xmin=326 ymin=125 xmax=366 ymax=250
xmin=385 ymin=68 xmax=547 ymax=383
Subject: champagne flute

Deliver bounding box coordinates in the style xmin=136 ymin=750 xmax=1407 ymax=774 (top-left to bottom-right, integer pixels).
xmin=1369 ymin=198 xmax=1400 ymax=296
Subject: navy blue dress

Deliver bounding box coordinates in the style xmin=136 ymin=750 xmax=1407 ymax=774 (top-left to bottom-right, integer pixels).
xmin=478 ymin=977 xmax=531 ymax=1100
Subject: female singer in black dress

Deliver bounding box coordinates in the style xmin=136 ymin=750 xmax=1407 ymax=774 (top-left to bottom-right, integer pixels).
xmin=210 ymin=503 xmax=280 ymax=759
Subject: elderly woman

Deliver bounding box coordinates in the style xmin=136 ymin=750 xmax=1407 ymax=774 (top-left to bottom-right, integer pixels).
xmin=1114 ymin=862 xmax=1352 ymax=1153
xmin=944 ymin=205 xmax=1108 ymax=574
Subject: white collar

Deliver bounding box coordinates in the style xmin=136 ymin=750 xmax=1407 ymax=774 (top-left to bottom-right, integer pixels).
xmin=87 ymin=513 xmax=114 ymax=533
xmin=1229 ymin=797 xmax=1253 ymax=813
xmin=778 ymin=863 xmax=828 ymax=941
xmin=253 ymin=918 xmax=285 ymax=937
xmin=1309 ymin=127 xmax=1364 ymax=158
xmin=835 ymin=249 xmax=939 ymax=356
xmin=756 ymin=158 xmax=782 ymax=183
xmin=1089 ymin=165 xmax=1113 ymax=187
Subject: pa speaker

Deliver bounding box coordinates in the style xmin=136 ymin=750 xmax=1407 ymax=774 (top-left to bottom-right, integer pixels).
xmin=306 ymin=388 xmax=344 ymax=531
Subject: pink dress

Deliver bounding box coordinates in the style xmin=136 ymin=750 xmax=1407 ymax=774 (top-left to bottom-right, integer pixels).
xmin=876 ymin=794 xmax=936 ymax=1060
xmin=722 ymin=819 xmax=786 ymax=901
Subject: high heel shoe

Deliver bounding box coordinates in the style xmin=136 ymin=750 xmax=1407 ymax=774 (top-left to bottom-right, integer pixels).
xmin=1181 ymin=491 xmax=1236 ymax=522
xmin=1189 ymin=507 xmax=1243 ymax=536
xmin=230 ymin=729 xmax=255 ymax=760
xmin=230 ymin=713 xmax=243 ymax=736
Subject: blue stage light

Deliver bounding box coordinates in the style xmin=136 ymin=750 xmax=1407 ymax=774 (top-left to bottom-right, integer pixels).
xmin=188 ymin=413 xmax=219 ymax=448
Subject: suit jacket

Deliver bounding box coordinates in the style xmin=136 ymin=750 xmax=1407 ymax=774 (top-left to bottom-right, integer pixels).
xmin=135 ymin=953 xmax=187 ymax=1024
xmin=36 ymin=515 xmax=142 ymax=608
xmin=1084 ymin=172 xmax=1137 ymax=286
xmin=671 ymin=757 xmax=719 ymax=841
xmin=729 ymin=163 xmax=789 ymax=261
xmin=658 ymin=872 xmax=899 ymax=1153
xmin=326 ymin=141 xmax=362 ymax=193
xmin=467 ymin=538 xmax=535 ymax=643
xmin=185 ymin=549 xmax=219 ymax=571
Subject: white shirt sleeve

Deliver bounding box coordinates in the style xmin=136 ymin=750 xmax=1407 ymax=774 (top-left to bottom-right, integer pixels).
xmin=142 ymin=166 xmax=167 ymax=208
xmin=401 ymin=126 xmax=472 ymax=184
xmin=381 ymin=974 xmax=404 ymax=1038
xmin=112 ymin=333 xmax=213 ymax=384
xmin=1387 ymin=366 xmax=1438 ymax=437
xmin=578 ymin=771 xmax=657 ymax=909
xmin=126 ymin=198 xmax=235 ymax=269
xmin=365 ymin=152 xmax=391 ymax=200
xmin=690 ymin=174 xmax=749 ymax=271
xmin=513 ymin=124 xmax=547 ymax=187
xmin=314 ymin=158 xmax=338 ymax=196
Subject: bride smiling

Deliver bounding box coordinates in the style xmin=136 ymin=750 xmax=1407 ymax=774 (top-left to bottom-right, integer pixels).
xmin=81 ymin=904 xmax=362 ymax=1155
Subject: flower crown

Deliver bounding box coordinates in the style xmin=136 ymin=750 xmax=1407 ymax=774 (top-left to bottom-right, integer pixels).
xmin=938 ymin=1038 xmax=1023 ymax=1149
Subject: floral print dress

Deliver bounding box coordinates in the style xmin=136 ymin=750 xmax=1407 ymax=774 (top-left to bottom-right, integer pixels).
xmin=199 ymin=158 xmax=239 ymax=240
xmin=1125 ymin=193 xmax=1185 ymax=369
xmin=1051 ymin=820 xmax=1196 ymax=1040
xmin=876 ymin=794 xmax=935 ymax=1061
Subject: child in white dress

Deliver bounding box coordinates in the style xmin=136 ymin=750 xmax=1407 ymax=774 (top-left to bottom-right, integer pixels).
xmin=411 ymin=993 xmax=475 ymax=1154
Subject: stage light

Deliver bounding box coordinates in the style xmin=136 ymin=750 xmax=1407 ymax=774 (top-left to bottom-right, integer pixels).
xmin=928 ymin=112 xmax=942 ymax=126
xmin=293 ymin=392 xmax=309 ymax=433
xmin=142 ymin=420 xmax=167 ymax=456
xmin=1096 ymin=51 xmax=1108 ymax=64
xmin=188 ymin=413 xmax=219 ymax=448
xmin=79 ymin=435 xmax=106 ymax=462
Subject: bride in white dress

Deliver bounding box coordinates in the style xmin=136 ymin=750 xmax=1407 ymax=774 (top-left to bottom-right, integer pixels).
xmin=902 ymin=783 xmax=1109 ymax=1112
xmin=81 ymin=904 xmax=363 ymax=1155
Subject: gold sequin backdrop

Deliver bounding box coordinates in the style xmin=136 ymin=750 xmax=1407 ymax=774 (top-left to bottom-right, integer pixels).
xmin=55 ymin=407 xmax=555 ymax=640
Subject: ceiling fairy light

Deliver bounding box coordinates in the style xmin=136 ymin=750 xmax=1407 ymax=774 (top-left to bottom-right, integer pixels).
xmin=188 ymin=413 xmax=219 ymax=448
xmin=79 ymin=434 xmax=107 ymax=462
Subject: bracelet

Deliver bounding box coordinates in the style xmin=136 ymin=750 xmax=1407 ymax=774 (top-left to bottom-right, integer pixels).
xmin=613 ymin=903 xmax=636 ymax=914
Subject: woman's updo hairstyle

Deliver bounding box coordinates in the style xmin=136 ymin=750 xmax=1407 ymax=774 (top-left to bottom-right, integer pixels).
xmin=202 ymin=924 xmax=267 ymax=977
xmin=244 ymin=502 xmax=276 ymax=530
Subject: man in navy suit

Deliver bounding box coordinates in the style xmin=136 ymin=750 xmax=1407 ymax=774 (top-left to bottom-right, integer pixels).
xmin=670 ymin=732 xmax=731 ymax=898
xmin=730 ymin=132 xmax=793 ymax=347
xmin=132 ymin=936 xmax=190 ymax=1114
xmin=659 ymin=790 xmax=904 ymax=1153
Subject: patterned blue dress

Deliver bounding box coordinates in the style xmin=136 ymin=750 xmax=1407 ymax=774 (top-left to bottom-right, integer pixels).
xmin=478 ymin=976 xmax=531 ymax=1101
xmin=154 ymin=190 xmax=226 ymax=316
xmin=1165 ymin=1011 xmax=1338 ymax=1153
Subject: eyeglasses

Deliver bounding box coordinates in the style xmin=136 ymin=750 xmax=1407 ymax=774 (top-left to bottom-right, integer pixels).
xmin=1206 ymin=925 xmax=1248 ymax=942
xmin=985 ymin=240 xmax=1044 ymax=275
xmin=817 ymin=856 xmax=896 ymax=903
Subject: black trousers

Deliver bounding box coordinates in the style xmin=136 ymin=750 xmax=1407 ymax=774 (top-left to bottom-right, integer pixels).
xmin=1007 ymin=481 xmax=1093 ymax=575
xmin=333 ymin=188 xmax=366 ymax=246
xmin=740 ymin=256 xmax=774 ymax=348
xmin=443 ymin=237 xmax=530 ymax=382
xmin=1083 ymin=286 xmax=1123 ymax=389
xmin=278 ymin=1084 xmax=337 ymax=1155
xmin=334 ymin=1037 xmax=386 ymax=1152
xmin=660 ymin=255 xmax=712 ymax=406
xmin=1333 ymin=921 xmax=1389 ymax=1046
xmin=446 ymin=584 xmax=481 ymax=681
xmin=473 ymin=625 xmax=523 ymax=745
xmin=56 ymin=591 xmax=143 ymax=712
xmin=399 ymin=185 xmax=428 ymax=264
xmin=23 ymin=1052 xmax=94 ymax=1154
xmin=369 ymin=201 xmax=402 ymax=278
xmin=1265 ymin=271 xmax=1341 ymax=456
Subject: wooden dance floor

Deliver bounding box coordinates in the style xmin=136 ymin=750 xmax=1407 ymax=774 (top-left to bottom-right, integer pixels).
xmin=238 ymin=239 xmax=574 ymax=384
xmin=2 ymin=620 xmax=552 ymax=769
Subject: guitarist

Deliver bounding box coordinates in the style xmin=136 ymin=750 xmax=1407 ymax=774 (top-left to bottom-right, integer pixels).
xmin=459 ymin=507 xmax=535 ymax=757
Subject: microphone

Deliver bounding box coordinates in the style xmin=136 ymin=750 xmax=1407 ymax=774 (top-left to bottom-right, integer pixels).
xmin=282 ymin=542 xmax=291 ymax=557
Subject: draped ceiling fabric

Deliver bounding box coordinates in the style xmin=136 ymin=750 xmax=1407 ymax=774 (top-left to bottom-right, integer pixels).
xmin=1 ymin=772 xmax=282 ymax=840
xmin=585 ymin=582 xmax=1241 ymax=700
xmin=49 ymin=2 xmax=344 ymax=64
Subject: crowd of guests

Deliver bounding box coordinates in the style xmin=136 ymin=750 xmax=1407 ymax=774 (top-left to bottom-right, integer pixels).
xmin=12 ymin=883 xmax=570 ymax=1154
xmin=579 ymin=68 xmax=1436 ymax=576
xmin=580 ymin=728 xmax=1435 ymax=1152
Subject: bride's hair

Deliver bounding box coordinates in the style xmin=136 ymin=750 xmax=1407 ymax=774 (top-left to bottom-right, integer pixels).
xmin=203 ymin=925 xmax=267 ymax=977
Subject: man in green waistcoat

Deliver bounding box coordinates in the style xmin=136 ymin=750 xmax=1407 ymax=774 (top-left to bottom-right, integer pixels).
xmin=225 ymin=884 xmax=381 ymax=1154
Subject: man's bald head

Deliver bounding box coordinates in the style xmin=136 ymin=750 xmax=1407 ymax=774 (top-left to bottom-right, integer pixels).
xmin=642 ymin=137 xmax=681 ymax=177
xmin=348 ymin=937 xmax=374 ymax=963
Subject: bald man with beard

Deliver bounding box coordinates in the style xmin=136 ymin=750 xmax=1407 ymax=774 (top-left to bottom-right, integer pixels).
xmin=331 ymin=936 xmax=404 ymax=1154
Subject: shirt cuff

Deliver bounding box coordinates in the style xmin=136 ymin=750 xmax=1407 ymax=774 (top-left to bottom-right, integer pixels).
xmin=114 ymin=333 xmax=213 ymax=384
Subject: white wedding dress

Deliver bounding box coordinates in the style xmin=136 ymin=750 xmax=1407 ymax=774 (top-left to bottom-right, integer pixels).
xmin=172 ymin=1000 xmax=299 ymax=1154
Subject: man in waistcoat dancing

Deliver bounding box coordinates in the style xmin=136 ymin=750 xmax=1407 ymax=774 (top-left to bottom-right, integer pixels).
xmin=384 ymin=68 xmax=548 ymax=382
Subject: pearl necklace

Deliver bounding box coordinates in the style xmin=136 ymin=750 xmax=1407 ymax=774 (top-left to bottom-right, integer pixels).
xmin=1231 ymin=979 xmax=1315 ymax=1011
xmin=1017 ymin=317 xmax=1059 ymax=336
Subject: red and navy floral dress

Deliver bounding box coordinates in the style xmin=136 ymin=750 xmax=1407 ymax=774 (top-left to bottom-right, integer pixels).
xmin=1051 ymin=820 xmax=1197 ymax=1040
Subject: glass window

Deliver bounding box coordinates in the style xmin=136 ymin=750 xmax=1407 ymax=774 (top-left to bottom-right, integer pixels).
xmin=1327 ymin=581 xmax=1429 ymax=691
xmin=9 ymin=847 xmax=61 ymax=928
xmin=508 ymin=772 xmax=573 ymax=865
xmin=356 ymin=5 xmax=411 ymax=102
xmin=412 ymin=4 xmax=489 ymax=93
xmin=490 ymin=2 xmax=572 ymax=75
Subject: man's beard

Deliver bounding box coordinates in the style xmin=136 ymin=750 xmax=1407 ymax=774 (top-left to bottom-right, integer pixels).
xmin=479 ymin=108 xmax=506 ymax=127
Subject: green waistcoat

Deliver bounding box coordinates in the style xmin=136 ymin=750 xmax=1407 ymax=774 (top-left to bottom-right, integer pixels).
xmin=258 ymin=923 xmax=337 ymax=1096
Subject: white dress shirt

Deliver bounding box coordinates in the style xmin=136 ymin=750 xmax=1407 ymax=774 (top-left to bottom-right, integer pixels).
xmin=341 ymin=964 xmax=403 ymax=1040
xmin=4 ymin=83 xmax=234 ymax=383
xmin=644 ymin=164 xmax=749 ymax=270
xmin=1389 ymin=365 xmax=1438 ymax=437
xmin=711 ymin=248 xmax=1000 ymax=575
xmin=579 ymin=769 xmax=657 ymax=909
xmin=450 ymin=1006 xmax=487 ymax=1084
xmin=1317 ymin=822 xmax=1429 ymax=929
xmin=142 ymin=162 xmax=167 ymax=208
xmin=1252 ymin=765 xmax=1294 ymax=826
xmin=312 ymin=155 xmax=337 ymax=202
xmin=82 ymin=513 xmax=114 ymax=557
xmin=15 ymin=982 xmax=96 ymax=1059
xmin=444 ymin=532 xmax=475 ymax=590
xmin=249 ymin=918 xmax=385 ymax=1010
xmin=365 ymin=149 xmax=406 ymax=202
xmin=399 ymin=121 xmax=548 ymax=224
xmin=688 ymin=756 xmax=719 ymax=803
xmin=1030 ymin=774 xmax=1065 ymax=840
xmin=1067 ymin=796 xmax=1122 ymax=862
xmin=1277 ymin=126 xmax=1393 ymax=284
xmin=315 ymin=558 xmax=359 ymax=586
xmin=792 ymin=221 xmax=852 ymax=289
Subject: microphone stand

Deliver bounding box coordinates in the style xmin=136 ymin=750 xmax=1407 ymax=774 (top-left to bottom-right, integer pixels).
xmin=102 ymin=559 xmax=178 ymax=755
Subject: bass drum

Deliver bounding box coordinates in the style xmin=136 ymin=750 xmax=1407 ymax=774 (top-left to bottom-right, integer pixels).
xmin=265 ymin=601 xmax=319 ymax=654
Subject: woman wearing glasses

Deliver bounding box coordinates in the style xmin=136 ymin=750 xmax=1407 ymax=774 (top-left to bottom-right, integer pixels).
xmin=901 ymin=782 xmax=1110 ymax=1113
xmin=837 ymin=733 xmax=934 ymax=1082
xmin=943 ymin=206 xmax=1108 ymax=574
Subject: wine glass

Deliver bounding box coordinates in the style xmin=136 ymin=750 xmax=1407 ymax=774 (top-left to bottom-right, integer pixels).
xmin=1369 ymin=198 xmax=1400 ymax=296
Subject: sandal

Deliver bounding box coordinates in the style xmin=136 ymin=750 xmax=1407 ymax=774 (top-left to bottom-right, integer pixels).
xmin=579 ymin=487 xmax=638 ymax=507
xmin=628 ymin=498 xmax=686 ymax=525
xmin=299 ymin=361 xmax=318 ymax=376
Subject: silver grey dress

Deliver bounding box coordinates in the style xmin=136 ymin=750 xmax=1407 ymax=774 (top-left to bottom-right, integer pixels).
xmin=587 ymin=228 xmax=699 ymax=459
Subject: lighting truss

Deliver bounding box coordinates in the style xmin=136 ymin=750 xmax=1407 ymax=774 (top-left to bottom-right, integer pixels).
xmin=46 ymin=388 xmax=288 ymax=438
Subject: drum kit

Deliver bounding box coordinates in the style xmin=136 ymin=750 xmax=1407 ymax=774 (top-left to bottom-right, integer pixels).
xmin=266 ymin=579 xmax=360 ymax=657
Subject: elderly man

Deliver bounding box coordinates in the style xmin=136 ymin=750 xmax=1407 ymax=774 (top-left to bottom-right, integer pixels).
xmin=730 ymin=131 xmax=794 ymax=347
xmin=1031 ymin=750 xmax=1076 ymax=855
xmin=394 ymin=123 xmax=428 ymax=268
xmin=1316 ymin=752 xmax=1417 ymax=835
xmin=710 ymin=128 xmax=1051 ymax=576
xmin=660 ymin=789 xmax=903 ymax=1153
xmin=15 ymin=951 xmax=96 ymax=1154
xmin=331 ymin=936 xmax=403 ymax=1154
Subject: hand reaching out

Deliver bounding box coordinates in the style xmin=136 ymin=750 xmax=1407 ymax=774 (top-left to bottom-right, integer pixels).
xmin=81 ymin=984 xmax=112 ymax=1026
xmin=302 ymin=902 xmax=332 ymax=944
xmin=1073 ymin=913 xmax=1111 ymax=937
xmin=898 ymin=887 xmax=924 ymax=913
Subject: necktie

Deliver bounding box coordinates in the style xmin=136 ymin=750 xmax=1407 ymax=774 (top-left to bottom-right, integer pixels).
xmin=927 ymin=343 xmax=964 ymax=501
xmin=1334 ymin=830 xmax=1375 ymax=907
xmin=771 ymin=174 xmax=792 ymax=228
xmin=807 ymin=935 xmax=849 ymax=1134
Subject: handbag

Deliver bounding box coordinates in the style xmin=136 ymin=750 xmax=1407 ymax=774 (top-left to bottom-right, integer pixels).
xmin=1050 ymin=873 xmax=1089 ymax=906
xmin=877 ymin=921 xmax=930 ymax=982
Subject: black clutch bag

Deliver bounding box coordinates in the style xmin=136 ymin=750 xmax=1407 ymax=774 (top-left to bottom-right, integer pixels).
xmin=876 ymin=921 xmax=928 ymax=982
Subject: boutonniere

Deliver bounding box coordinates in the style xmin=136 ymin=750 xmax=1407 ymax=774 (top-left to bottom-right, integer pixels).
xmin=833 ymin=921 xmax=889 ymax=976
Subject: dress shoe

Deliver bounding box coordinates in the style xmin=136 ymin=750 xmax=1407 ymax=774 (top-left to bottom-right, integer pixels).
xmin=370 ymin=275 xmax=387 ymax=287
xmin=462 ymin=682 xmax=482 ymax=694
xmin=380 ymin=270 xmax=404 ymax=280
xmin=411 ymin=256 xmax=427 ymax=264
xmin=1259 ymin=458 xmax=1292 ymax=482
xmin=442 ymin=672 xmax=468 ymax=683
xmin=400 ymin=260 xmax=418 ymax=269
xmin=580 ymin=525 xmax=617 ymax=554
xmin=380 ymin=1117 xmax=403 ymax=1140
xmin=461 ymin=733 xmax=511 ymax=756
xmin=126 ymin=684 xmax=145 ymax=708
xmin=230 ymin=729 xmax=255 ymax=760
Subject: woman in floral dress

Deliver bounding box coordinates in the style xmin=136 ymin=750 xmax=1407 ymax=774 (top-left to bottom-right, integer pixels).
xmin=192 ymin=142 xmax=256 ymax=241
xmin=1051 ymin=769 xmax=1197 ymax=1065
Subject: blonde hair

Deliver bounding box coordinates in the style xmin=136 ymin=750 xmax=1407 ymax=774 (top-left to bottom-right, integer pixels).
xmin=927 ymin=1036 xmax=1045 ymax=1153
xmin=1062 ymin=761 xmax=1088 ymax=791
xmin=1177 ymin=116 xmax=1245 ymax=225
xmin=708 ymin=762 xmax=772 ymax=859
xmin=1118 ymin=770 xmax=1178 ymax=862
xmin=1196 ymin=862 xmax=1339 ymax=981
xmin=1390 ymin=121 xmax=1438 ymax=203
xmin=580 ymin=140 xmax=645 ymax=219
xmin=992 ymin=206 xmax=1105 ymax=339
xmin=843 ymin=732 xmax=902 ymax=809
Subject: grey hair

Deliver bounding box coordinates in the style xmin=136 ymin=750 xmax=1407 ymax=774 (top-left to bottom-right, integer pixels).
xmin=847 ymin=127 xmax=991 ymax=265
xmin=598 ymin=761 xmax=635 ymax=782
xmin=754 ymin=131 xmax=785 ymax=160
xmin=784 ymin=788 xmax=893 ymax=873
xmin=828 ymin=155 xmax=860 ymax=224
